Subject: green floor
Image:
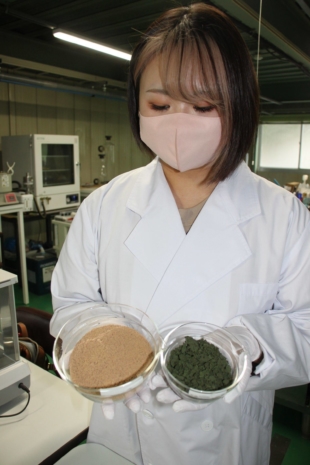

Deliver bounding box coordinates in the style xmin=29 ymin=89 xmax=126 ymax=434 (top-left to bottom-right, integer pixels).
xmin=14 ymin=285 xmax=310 ymax=465
xmin=272 ymin=405 xmax=310 ymax=465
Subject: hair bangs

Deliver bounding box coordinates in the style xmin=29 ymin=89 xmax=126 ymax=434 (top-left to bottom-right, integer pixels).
xmin=157 ymin=34 xmax=225 ymax=111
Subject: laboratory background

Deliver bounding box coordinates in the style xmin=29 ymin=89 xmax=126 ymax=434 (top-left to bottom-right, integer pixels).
xmin=0 ymin=1 xmax=309 ymax=464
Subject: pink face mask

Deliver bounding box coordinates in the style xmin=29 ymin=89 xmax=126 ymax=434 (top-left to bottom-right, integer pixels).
xmin=139 ymin=112 xmax=222 ymax=172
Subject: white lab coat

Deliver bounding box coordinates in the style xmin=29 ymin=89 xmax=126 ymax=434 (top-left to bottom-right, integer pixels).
xmin=51 ymin=159 xmax=310 ymax=465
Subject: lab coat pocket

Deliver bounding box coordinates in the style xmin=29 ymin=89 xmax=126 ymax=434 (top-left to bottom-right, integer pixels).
xmin=242 ymin=391 xmax=273 ymax=428
xmin=240 ymin=392 xmax=273 ymax=465
xmin=238 ymin=283 xmax=278 ymax=315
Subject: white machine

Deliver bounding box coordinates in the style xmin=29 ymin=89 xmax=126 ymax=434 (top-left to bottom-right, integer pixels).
xmin=0 ymin=270 xmax=30 ymax=410
xmin=52 ymin=211 xmax=77 ymax=257
xmin=16 ymin=193 xmax=34 ymax=212
xmin=2 ymin=134 xmax=80 ymax=212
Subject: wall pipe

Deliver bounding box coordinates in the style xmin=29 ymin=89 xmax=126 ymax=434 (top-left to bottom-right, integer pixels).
xmin=0 ymin=72 xmax=127 ymax=102
xmin=2 ymin=71 xmax=309 ymax=108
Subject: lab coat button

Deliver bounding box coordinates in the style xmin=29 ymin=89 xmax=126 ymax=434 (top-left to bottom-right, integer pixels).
xmin=142 ymin=409 xmax=154 ymax=419
xmin=201 ymin=420 xmax=213 ymax=432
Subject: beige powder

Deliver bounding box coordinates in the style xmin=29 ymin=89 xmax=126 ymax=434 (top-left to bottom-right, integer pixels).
xmin=69 ymin=325 xmax=154 ymax=388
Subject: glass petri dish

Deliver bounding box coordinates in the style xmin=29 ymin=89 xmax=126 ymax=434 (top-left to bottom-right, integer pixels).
xmin=161 ymin=322 xmax=248 ymax=403
xmin=53 ymin=304 xmax=161 ymax=403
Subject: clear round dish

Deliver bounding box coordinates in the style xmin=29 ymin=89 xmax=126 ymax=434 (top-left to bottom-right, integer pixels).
xmin=160 ymin=322 xmax=247 ymax=403
xmin=53 ymin=304 xmax=161 ymax=403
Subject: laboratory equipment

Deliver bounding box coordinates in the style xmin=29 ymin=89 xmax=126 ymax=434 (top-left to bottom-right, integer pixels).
xmin=23 ymin=172 xmax=34 ymax=194
xmin=53 ymin=304 xmax=161 ymax=403
xmin=104 ymin=136 xmax=115 ymax=163
xmin=0 ymin=162 xmax=18 ymax=206
xmin=0 ymin=269 xmax=30 ymax=410
xmin=0 ymin=170 xmax=12 ymax=193
xmin=26 ymin=250 xmax=57 ymax=295
xmin=97 ymin=136 xmax=115 ymax=184
xmin=16 ymin=193 xmax=34 ymax=211
xmin=161 ymin=322 xmax=247 ymax=403
xmin=2 ymin=134 xmax=80 ymax=211
xmin=52 ymin=211 xmax=77 ymax=257
xmin=97 ymin=147 xmax=107 ymax=184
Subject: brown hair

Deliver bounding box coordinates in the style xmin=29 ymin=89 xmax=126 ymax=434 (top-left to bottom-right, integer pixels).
xmin=127 ymin=3 xmax=259 ymax=182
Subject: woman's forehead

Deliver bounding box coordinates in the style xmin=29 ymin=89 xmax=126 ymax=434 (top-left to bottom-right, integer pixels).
xmin=140 ymin=57 xmax=162 ymax=91
xmin=139 ymin=53 xmax=220 ymax=105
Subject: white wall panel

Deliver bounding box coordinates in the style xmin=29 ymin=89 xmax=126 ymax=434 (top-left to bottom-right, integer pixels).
xmin=14 ymin=85 xmax=37 ymax=135
xmin=56 ymin=92 xmax=75 ymax=135
xmin=36 ymin=89 xmax=57 ymax=134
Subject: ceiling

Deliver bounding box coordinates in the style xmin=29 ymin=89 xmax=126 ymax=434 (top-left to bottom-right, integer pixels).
xmin=0 ymin=0 xmax=309 ymax=116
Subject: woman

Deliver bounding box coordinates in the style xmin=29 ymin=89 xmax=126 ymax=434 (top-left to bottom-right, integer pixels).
xmin=50 ymin=4 xmax=310 ymax=465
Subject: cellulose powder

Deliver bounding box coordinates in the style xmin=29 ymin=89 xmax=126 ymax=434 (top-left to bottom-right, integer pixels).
xmin=69 ymin=325 xmax=153 ymax=388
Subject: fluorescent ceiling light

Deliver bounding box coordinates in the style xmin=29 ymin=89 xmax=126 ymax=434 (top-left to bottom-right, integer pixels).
xmin=53 ymin=30 xmax=131 ymax=61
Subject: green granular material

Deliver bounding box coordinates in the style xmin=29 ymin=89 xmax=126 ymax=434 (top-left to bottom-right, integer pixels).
xmin=167 ymin=336 xmax=233 ymax=391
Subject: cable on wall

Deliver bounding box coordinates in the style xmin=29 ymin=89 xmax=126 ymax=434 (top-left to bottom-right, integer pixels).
xmin=256 ymin=0 xmax=263 ymax=78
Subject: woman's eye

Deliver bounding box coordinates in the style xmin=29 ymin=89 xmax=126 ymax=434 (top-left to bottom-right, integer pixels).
xmin=194 ymin=105 xmax=215 ymax=113
xmin=150 ymin=104 xmax=170 ymax=111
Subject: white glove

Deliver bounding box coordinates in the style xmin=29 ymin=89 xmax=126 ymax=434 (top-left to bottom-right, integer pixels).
xmin=102 ymin=390 xmax=148 ymax=419
xmin=101 ymin=373 xmax=167 ymax=420
xmin=101 ymin=386 xmax=151 ymax=420
xmin=101 ymin=400 xmax=115 ymax=420
xmin=223 ymin=325 xmax=262 ymax=403
xmin=151 ymin=372 xmax=209 ymax=413
xmin=103 ymin=326 xmax=262 ymax=417
xmin=102 ymin=370 xmax=206 ymax=417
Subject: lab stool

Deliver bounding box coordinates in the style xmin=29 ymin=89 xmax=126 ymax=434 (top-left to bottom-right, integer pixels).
xmin=54 ymin=443 xmax=134 ymax=464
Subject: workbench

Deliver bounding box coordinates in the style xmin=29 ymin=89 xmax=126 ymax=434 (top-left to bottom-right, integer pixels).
xmin=0 ymin=360 xmax=92 ymax=465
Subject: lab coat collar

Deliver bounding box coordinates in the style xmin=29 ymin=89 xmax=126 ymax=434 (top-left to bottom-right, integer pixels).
xmin=126 ymin=158 xmax=186 ymax=282
xmin=217 ymin=161 xmax=261 ymax=224
xmin=127 ymin=158 xmax=261 ymax=223
xmin=126 ymin=158 xmax=171 ymax=217
xmin=125 ymin=159 xmax=261 ymax=323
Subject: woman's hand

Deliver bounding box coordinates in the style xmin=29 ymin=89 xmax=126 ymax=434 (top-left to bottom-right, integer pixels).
xmin=101 ymin=370 xmax=204 ymax=418
xmin=151 ymin=372 xmax=209 ymax=413
xmin=101 ymin=372 xmax=167 ymax=419
xmin=102 ymin=325 xmax=262 ymax=418
xmin=222 ymin=325 xmax=262 ymax=403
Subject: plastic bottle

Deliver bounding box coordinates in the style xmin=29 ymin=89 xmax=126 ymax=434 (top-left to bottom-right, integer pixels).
xmin=104 ymin=136 xmax=115 ymax=164
xmin=296 ymin=174 xmax=310 ymax=203
xmin=298 ymin=174 xmax=309 ymax=190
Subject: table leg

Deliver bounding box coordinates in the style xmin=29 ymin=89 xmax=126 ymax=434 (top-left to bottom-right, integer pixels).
xmin=17 ymin=210 xmax=29 ymax=304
